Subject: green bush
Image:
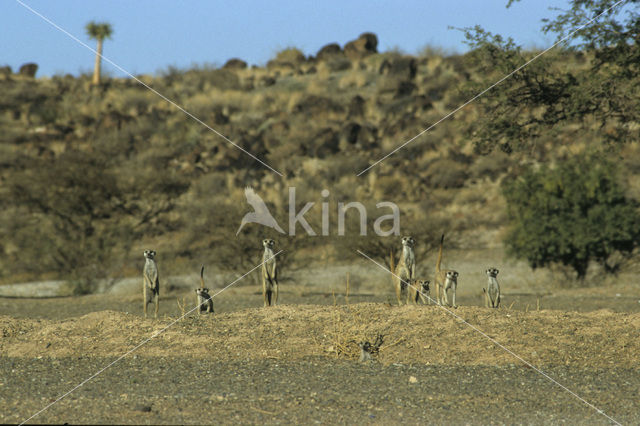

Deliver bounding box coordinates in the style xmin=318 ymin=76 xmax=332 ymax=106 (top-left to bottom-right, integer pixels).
xmin=503 ymin=154 xmax=640 ymax=280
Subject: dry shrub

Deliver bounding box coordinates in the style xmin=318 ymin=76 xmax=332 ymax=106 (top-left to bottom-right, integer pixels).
xmin=372 ymin=175 xmax=403 ymax=199
xmin=469 ymin=152 xmax=511 ymax=181
xmin=105 ymin=88 xmax=155 ymax=116
xmin=323 ymin=57 xmax=352 ymax=72
xmin=425 ymin=159 xmax=469 ymax=189
xmin=201 ymin=69 xmax=240 ymax=90
xmin=338 ymin=71 xmax=369 ymax=89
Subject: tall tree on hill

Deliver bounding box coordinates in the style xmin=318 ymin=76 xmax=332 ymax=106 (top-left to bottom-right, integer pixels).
xmin=85 ymin=21 xmax=113 ymax=85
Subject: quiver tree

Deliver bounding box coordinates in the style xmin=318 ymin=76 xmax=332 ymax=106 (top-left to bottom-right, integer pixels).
xmin=85 ymin=21 xmax=113 ymax=85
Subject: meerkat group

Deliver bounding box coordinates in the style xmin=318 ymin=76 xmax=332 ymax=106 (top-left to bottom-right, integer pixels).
xmin=390 ymin=234 xmax=458 ymax=307
xmin=389 ymin=234 xmax=501 ymax=309
xmin=142 ymin=235 xmax=500 ymax=318
xmin=141 ymin=239 xmax=280 ymax=319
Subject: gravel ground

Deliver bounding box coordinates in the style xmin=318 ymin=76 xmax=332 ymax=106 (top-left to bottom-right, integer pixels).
xmin=2 ymin=281 xmax=639 ymax=425
xmin=2 ymin=357 xmax=637 ymax=425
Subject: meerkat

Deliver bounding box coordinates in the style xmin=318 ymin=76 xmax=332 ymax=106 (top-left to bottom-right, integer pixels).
xmin=434 ymin=234 xmax=459 ymax=308
xmin=143 ymin=250 xmax=160 ymax=319
xmin=483 ymin=267 xmax=500 ymax=308
xmin=195 ymin=266 xmax=214 ymax=314
xmin=261 ymin=239 xmax=278 ymax=307
xmin=358 ymin=334 xmax=384 ymax=362
xmin=391 ymin=236 xmax=416 ymax=305
xmin=411 ymin=279 xmax=431 ymax=305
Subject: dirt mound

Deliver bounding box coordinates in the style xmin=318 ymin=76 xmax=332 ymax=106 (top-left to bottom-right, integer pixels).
xmin=3 ymin=303 xmax=638 ymax=368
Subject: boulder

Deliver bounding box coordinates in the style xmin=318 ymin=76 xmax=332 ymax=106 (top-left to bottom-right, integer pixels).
xmin=223 ymin=58 xmax=248 ymax=70
xmin=268 ymin=48 xmax=306 ymax=69
xmin=315 ymin=43 xmax=343 ymax=61
xmin=344 ymin=33 xmax=378 ymax=60
xmin=19 ymin=63 xmax=38 ymax=78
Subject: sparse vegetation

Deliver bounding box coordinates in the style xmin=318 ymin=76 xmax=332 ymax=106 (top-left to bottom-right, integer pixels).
xmin=0 ymin=5 xmax=638 ymax=289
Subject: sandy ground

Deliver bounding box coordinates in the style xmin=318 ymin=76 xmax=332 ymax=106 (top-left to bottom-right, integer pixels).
xmin=2 ymin=252 xmax=640 ymax=424
xmin=2 ymin=286 xmax=640 ymax=424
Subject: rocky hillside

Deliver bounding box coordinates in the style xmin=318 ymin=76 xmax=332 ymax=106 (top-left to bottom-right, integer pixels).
xmin=0 ymin=32 xmax=637 ymax=287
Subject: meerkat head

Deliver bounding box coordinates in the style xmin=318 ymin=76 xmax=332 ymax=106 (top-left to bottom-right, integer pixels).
xmin=195 ymin=288 xmax=210 ymax=295
xmin=446 ymin=270 xmax=458 ymax=282
xmin=486 ymin=268 xmax=499 ymax=278
xmin=262 ymin=239 xmax=275 ymax=248
xmin=143 ymin=250 xmax=156 ymax=260
xmin=401 ymin=236 xmax=415 ymax=248
xmin=413 ymin=279 xmax=429 ymax=292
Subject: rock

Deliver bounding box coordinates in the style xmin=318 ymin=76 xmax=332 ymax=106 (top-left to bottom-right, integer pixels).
xmin=19 ymin=63 xmax=38 ymax=78
xmin=315 ymin=43 xmax=343 ymax=61
xmin=344 ymin=33 xmax=378 ymax=60
xmin=223 ymin=58 xmax=247 ymax=70
xmin=268 ymin=48 xmax=306 ymax=69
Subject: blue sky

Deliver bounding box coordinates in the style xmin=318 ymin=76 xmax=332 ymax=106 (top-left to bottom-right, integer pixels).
xmin=2 ymin=0 xmax=571 ymax=77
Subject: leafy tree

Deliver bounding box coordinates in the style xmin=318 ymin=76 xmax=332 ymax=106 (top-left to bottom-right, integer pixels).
xmin=2 ymin=143 xmax=189 ymax=289
xmin=503 ymin=154 xmax=640 ymax=279
xmin=85 ymin=21 xmax=113 ymax=85
xmin=461 ymin=0 xmax=639 ymax=153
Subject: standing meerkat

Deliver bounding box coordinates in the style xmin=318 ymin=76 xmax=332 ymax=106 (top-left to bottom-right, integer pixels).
xmin=195 ymin=265 xmax=214 ymax=314
xmin=391 ymin=236 xmax=416 ymax=305
xmin=261 ymin=239 xmax=278 ymax=307
xmin=483 ymin=267 xmax=500 ymax=308
xmin=434 ymin=234 xmax=459 ymax=308
xmin=143 ymin=250 xmax=160 ymax=319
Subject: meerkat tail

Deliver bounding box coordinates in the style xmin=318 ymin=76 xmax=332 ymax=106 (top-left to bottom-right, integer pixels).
xmin=200 ymin=265 xmax=205 ymax=289
xmin=389 ymin=250 xmax=395 ymax=274
xmin=436 ymin=234 xmax=445 ymax=273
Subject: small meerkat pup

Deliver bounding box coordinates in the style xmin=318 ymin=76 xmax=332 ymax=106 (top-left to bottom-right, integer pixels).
xmin=411 ymin=279 xmax=431 ymax=305
xmin=391 ymin=236 xmax=416 ymax=305
xmin=434 ymin=234 xmax=459 ymax=308
xmin=195 ymin=266 xmax=214 ymax=314
xmin=483 ymin=267 xmax=500 ymax=308
xmin=261 ymin=239 xmax=278 ymax=307
xmin=143 ymin=250 xmax=160 ymax=319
